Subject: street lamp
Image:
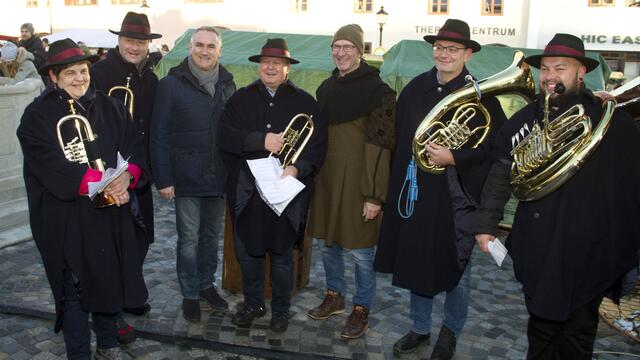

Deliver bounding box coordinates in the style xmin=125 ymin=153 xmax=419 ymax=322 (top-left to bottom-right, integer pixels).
xmin=376 ymin=6 xmax=388 ymax=48
xmin=140 ymin=0 xmax=150 ymax=8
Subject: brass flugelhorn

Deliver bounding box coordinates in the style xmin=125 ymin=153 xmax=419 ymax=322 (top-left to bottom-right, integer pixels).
xmin=108 ymin=75 xmax=134 ymax=118
xmin=412 ymin=50 xmax=535 ymax=173
xmin=269 ymin=113 xmax=314 ymax=168
xmin=56 ymin=100 xmax=116 ymax=208
xmin=510 ymin=76 xmax=640 ymax=201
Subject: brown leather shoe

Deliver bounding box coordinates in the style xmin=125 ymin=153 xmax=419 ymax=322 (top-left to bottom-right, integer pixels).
xmin=307 ymin=289 xmax=345 ymax=320
xmin=340 ymin=305 xmax=369 ymax=339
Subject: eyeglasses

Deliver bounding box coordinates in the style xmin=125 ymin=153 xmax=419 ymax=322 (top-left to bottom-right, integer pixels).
xmin=331 ymin=44 xmax=357 ymax=53
xmin=433 ymin=44 xmax=466 ymax=55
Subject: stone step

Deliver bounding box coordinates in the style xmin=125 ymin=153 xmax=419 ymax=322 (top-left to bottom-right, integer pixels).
xmin=0 ymin=174 xmax=26 ymax=204
xmin=0 ymin=198 xmax=29 ymax=232
xmin=0 ymin=223 xmax=32 ymax=249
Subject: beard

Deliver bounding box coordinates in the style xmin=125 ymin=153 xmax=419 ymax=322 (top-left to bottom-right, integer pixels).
xmin=540 ymin=72 xmax=583 ymax=108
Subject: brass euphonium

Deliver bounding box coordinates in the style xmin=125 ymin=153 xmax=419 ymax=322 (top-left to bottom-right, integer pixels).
xmin=56 ymin=100 xmax=116 ymax=208
xmin=412 ymin=50 xmax=535 ymax=173
xmin=511 ymin=76 xmax=640 ymax=201
xmin=270 ymin=113 xmax=314 ymax=168
xmin=108 ymin=75 xmax=134 ymax=118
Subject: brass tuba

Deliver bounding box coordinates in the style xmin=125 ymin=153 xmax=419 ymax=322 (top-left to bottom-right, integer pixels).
xmin=108 ymin=75 xmax=134 ymax=118
xmin=510 ymin=76 xmax=640 ymax=201
xmin=269 ymin=113 xmax=314 ymax=168
xmin=412 ymin=50 xmax=535 ymax=173
xmin=56 ymin=100 xmax=116 ymax=208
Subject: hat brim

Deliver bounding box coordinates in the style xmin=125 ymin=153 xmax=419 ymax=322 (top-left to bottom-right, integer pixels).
xmin=248 ymin=54 xmax=299 ymax=65
xmin=109 ymin=29 xmax=162 ymax=40
xmin=38 ymin=54 xmax=100 ymax=76
xmin=525 ymin=53 xmax=600 ymax=73
xmin=423 ymin=35 xmax=481 ymax=53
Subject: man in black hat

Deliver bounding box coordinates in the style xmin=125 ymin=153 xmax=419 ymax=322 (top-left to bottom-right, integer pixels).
xmin=218 ymin=38 xmax=327 ymax=332
xmin=374 ymin=19 xmax=507 ymax=359
xmin=150 ymin=26 xmax=236 ymax=323
xmin=17 ymin=38 xmax=148 ymax=360
xmin=474 ymin=33 xmax=640 ymax=359
xmin=90 ymin=11 xmax=161 ymax=343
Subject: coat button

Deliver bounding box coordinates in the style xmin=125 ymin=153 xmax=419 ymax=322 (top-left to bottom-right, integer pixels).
xmin=533 ymin=212 xmax=540 ymax=219
xmin=269 ymin=102 xmax=274 ymax=107
xmin=266 ymin=124 xmax=272 ymax=129
xmin=437 ymin=87 xmax=442 ymax=92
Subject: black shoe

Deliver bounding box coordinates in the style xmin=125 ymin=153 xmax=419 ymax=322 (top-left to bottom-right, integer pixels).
xmin=231 ymin=303 xmax=266 ymax=326
xmin=116 ymin=318 xmax=136 ymax=345
xmin=270 ymin=311 xmax=289 ymax=333
xmin=182 ymin=298 xmax=201 ymax=322
xmin=393 ymin=330 xmax=430 ymax=353
xmin=200 ymin=286 xmax=228 ymax=310
xmin=123 ymin=303 xmax=151 ymax=316
xmin=430 ymin=326 xmax=457 ymax=360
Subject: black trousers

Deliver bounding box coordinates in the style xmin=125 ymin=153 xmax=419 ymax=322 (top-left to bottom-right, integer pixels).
xmin=62 ymin=269 xmax=118 ymax=360
xmin=233 ymin=233 xmax=293 ymax=313
xmin=526 ymin=294 xmax=603 ymax=360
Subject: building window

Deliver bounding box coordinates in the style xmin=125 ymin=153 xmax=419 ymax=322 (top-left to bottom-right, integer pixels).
xmin=26 ymin=0 xmax=38 ymax=7
xmin=112 ymin=0 xmax=142 ymax=4
xmin=429 ymin=0 xmax=448 ymax=14
xmin=65 ymin=0 xmax=97 ymax=4
xmin=184 ymin=0 xmax=224 ymax=3
xmin=588 ymin=0 xmax=614 ymax=6
xmin=482 ymin=0 xmax=503 ymax=15
xmin=291 ymin=0 xmax=307 ymax=12
xmin=364 ymin=42 xmax=372 ymax=54
xmin=354 ymin=0 xmax=373 ymax=13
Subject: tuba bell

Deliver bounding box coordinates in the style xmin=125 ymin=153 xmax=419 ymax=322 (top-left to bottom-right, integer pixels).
xmin=108 ymin=75 xmax=134 ymax=119
xmin=511 ymin=76 xmax=640 ymax=201
xmin=412 ymin=50 xmax=535 ymax=173
xmin=56 ymin=100 xmax=116 ymax=208
xmin=269 ymin=113 xmax=314 ymax=168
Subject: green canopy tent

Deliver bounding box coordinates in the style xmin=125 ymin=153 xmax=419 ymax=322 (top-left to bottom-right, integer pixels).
xmin=155 ymin=29 xmax=337 ymax=95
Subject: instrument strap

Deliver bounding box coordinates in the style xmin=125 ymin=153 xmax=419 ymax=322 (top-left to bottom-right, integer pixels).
xmin=397 ymin=157 xmax=419 ymax=219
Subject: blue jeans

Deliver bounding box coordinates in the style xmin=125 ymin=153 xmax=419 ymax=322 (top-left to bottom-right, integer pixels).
xmin=233 ymin=233 xmax=293 ymax=313
xmin=62 ymin=269 xmax=118 ymax=360
xmin=175 ymin=196 xmax=224 ymax=299
xmin=320 ymin=240 xmax=376 ymax=309
xmin=410 ymin=263 xmax=471 ymax=336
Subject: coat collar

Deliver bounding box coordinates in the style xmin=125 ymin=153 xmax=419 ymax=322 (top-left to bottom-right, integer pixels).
xmin=423 ymin=66 xmax=472 ymax=93
xmin=168 ymin=57 xmax=234 ymax=91
xmin=248 ymin=78 xmax=301 ymax=97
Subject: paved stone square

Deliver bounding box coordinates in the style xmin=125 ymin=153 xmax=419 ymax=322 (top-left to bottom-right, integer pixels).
xmin=0 ymin=192 xmax=637 ymax=359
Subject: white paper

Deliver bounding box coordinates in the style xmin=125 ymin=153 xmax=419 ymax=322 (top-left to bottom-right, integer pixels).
xmin=87 ymin=152 xmax=129 ymax=200
xmin=247 ymin=157 xmax=306 ymax=216
xmin=488 ymin=237 xmax=508 ymax=267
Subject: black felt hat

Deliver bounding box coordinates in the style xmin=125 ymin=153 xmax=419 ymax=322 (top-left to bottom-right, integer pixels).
xmin=248 ymin=38 xmax=299 ymax=64
xmin=109 ymin=12 xmax=162 ymax=40
xmin=525 ymin=33 xmax=599 ymax=73
xmin=423 ymin=19 xmax=481 ymax=53
xmin=38 ymin=38 xmax=99 ymax=76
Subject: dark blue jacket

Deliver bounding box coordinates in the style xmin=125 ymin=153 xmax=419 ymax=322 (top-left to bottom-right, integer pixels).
xmin=150 ymin=58 xmax=236 ymax=197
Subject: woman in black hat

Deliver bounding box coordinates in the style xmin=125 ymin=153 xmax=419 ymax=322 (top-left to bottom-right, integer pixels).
xmin=17 ymin=38 xmax=149 ymax=359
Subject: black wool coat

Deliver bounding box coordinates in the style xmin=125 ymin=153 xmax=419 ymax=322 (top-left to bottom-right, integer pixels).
xmin=150 ymin=59 xmax=236 ymax=197
xmin=91 ymin=47 xmax=158 ymax=245
xmin=374 ymin=67 xmax=507 ymax=296
xmin=17 ymin=86 xmax=148 ymax=331
xmin=218 ymin=80 xmax=328 ymax=256
xmin=19 ymin=35 xmax=47 ymax=69
xmin=490 ymin=90 xmax=640 ymax=321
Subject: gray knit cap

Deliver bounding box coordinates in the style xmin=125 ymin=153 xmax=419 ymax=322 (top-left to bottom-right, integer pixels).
xmin=21 ymin=23 xmax=35 ymax=35
xmin=332 ymin=24 xmax=364 ymax=55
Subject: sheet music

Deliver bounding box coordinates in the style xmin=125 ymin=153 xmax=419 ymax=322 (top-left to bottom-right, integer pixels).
xmin=488 ymin=237 xmax=508 ymax=267
xmin=87 ymin=152 xmax=129 ymax=200
xmin=247 ymin=157 xmax=306 ymax=216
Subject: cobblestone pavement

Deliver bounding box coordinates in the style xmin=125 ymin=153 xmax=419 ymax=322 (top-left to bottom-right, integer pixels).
xmin=0 ymin=192 xmax=637 ymax=359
